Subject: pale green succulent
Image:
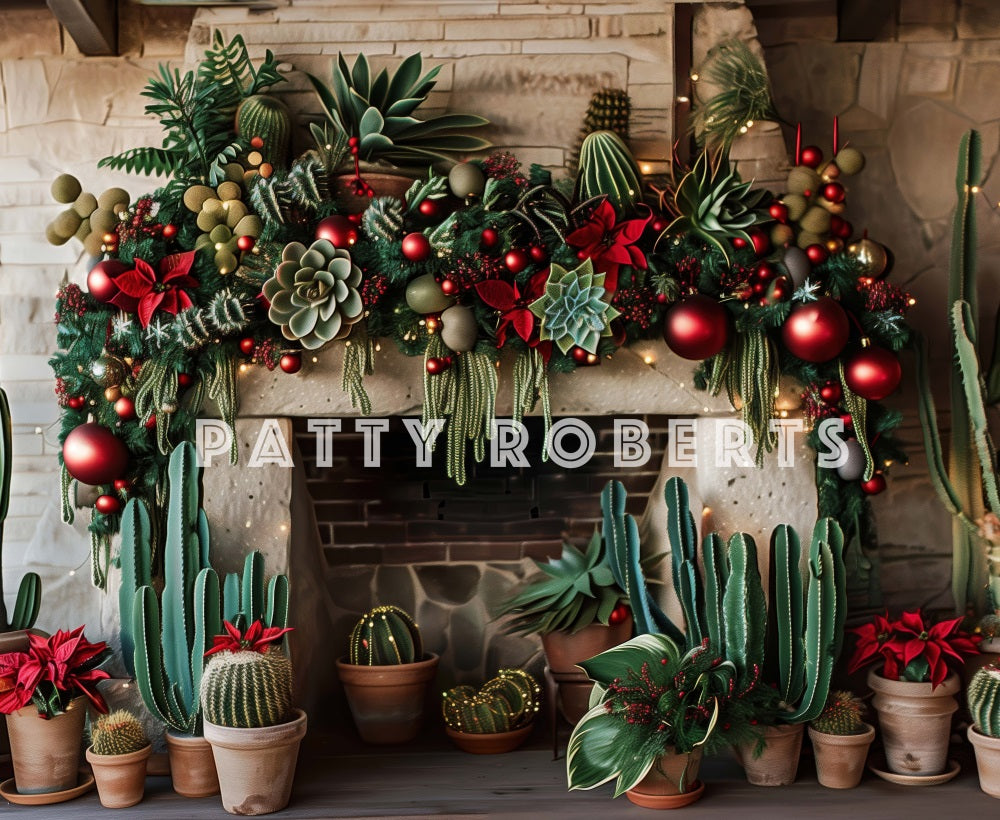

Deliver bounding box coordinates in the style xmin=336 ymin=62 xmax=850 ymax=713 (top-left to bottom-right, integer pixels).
xmin=263 ymin=239 xmax=363 ymax=349
xmin=529 ymin=259 xmax=619 ymax=354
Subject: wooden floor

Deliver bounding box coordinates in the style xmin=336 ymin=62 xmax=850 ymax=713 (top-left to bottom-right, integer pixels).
xmin=2 ymin=729 xmax=997 ymax=818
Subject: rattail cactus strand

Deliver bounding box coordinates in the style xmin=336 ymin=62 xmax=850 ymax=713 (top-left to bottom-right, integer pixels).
xmin=201 ymin=648 xmax=294 ymax=729
xmin=969 ymin=664 xmax=1000 ymax=737
xmin=348 ymin=605 xmax=422 ymax=665
xmin=90 ymin=710 xmax=149 ymax=756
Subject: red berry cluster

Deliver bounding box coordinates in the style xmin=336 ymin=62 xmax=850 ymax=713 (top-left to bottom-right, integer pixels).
xmin=860 ymin=279 xmax=912 ymax=313
xmin=605 ymin=662 xmax=666 ymax=726
xmin=54 ymin=283 xmax=87 ymax=321
xmin=802 ymin=380 xmax=844 ymax=423
xmin=481 ymin=151 xmax=527 ymax=186
xmin=361 ymin=272 xmax=389 ymax=309
xmin=119 ymin=197 xmax=163 ymax=241
xmin=674 ymin=255 xmax=702 ymax=292
xmin=347 ymin=136 xmax=375 ymax=198
xmin=253 ymin=337 xmax=281 ymax=371
xmin=448 ymin=252 xmax=508 ymax=293
xmin=612 ymin=286 xmax=656 ymax=330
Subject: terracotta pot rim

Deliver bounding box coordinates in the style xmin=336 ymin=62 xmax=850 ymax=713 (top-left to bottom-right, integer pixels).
xmin=968 ymin=724 xmax=1000 ymax=748
xmin=445 ymin=723 xmax=534 ymax=742
xmin=204 ymin=709 xmax=307 ymax=751
xmin=808 ymin=723 xmax=876 ymax=746
xmin=759 ymin=721 xmax=805 ymax=737
xmin=336 ymin=652 xmax=439 ymax=669
xmin=85 ymin=744 xmax=153 ymax=766
xmin=9 ymin=694 xmax=86 ymax=720
xmin=336 ymin=653 xmax=440 ymax=686
xmin=867 ymin=669 xmax=961 ymax=696
xmin=164 ymin=730 xmax=207 ymax=745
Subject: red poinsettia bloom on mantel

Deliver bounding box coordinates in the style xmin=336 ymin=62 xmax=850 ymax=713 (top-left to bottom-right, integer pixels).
xmin=205 ymin=619 xmax=294 ymax=658
xmin=475 ymin=270 xmax=549 ymax=349
xmin=565 ymin=199 xmax=650 ymax=292
xmin=110 ymin=251 xmax=198 ymax=327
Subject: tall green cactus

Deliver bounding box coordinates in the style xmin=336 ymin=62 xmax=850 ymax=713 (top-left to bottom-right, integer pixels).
xmin=0 ymin=388 xmax=41 ymax=632
xmin=917 ymin=129 xmax=1000 ymax=615
xmin=574 ymin=130 xmax=643 ymax=216
xmin=968 ymin=664 xmax=1000 ymax=737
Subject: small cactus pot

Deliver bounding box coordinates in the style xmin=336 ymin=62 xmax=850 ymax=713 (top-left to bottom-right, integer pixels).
xmin=625 ymin=747 xmax=705 ymax=809
xmin=6 ymin=695 xmax=86 ymax=794
xmin=164 ymin=731 xmax=219 ymax=798
xmin=968 ymin=725 xmax=1000 ymax=799
xmin=203 ymin=709 xmax=307 ymax=816
xmin=337 ymin=653 xmax=439 ymax=744
xmin=86 ymin=744 xmax=152 ymax=809
xmin=808 ymin=723 xmax=875 ymax=789
xmin=736 ymin=722 xmax=804 ymax=786
xmin=445 ymin=722 xmax=534 ymax=755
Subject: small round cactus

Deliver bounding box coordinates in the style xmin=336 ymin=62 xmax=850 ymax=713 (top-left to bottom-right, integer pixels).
xmin=442 ymin=668 xmax=541 ymax=734
xmin=90 ymin=710 xmax=149 ymax=756
xmin=969 ymin=663 xmax=1000 ymax=737
xmin=811 ymin=690 xmax=867 ymax=735
xmin=348 ymin=605 xmax=423 ymax=665
xmin=201 ymin=648 xmax=294 ymax=729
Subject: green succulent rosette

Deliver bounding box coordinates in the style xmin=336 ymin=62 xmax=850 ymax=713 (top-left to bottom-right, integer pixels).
xmin=529 ymin=259 xmax=619 ymax=354
xmin=263 ymin=238 xmax=364 ymax=349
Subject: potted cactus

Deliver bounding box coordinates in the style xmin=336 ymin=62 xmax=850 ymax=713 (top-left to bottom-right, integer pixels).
xmin=807 ymin=691 xmax=875 ymax=789
xmin=968 ymin=663 xmax=1000 ymax=798
xmin=201 ymin=619 xmax=306 ymax=816
xmin=442 ymin=668 xmax=541 ymax=754
xmin=495 ymin=528 xmax=631 ymax=723
xmin=336 ymin=605 xmax=439 ymax=744
xmin=86 ymin=710 xmax=151 ymax=808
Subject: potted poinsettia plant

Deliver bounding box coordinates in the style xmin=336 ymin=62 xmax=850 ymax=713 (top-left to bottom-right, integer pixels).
xmin=494 ymin=529 xmax=631 ymax=723
xmin=0 ymin=627 xmax=110 ymax=795
xmin=849 ymin=609 xmax=979 ymax=777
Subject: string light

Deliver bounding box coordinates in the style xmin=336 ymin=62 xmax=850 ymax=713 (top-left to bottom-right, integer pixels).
xmin=676 ymin=95 xmax=690 ymax=103
xmin=643 ymin=354 xmax=655 ymax=365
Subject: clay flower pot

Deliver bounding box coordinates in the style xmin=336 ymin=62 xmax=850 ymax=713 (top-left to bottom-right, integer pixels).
xmin=445 ymin=723 xmax=533 ymax=755
xmin=332 ymin=171 xmax=417 ymax=214
xmin=5 ymin=695 xmax=86 ymax=794
xmin=204 ymin=709 xmax=307 ymax=816
xmin=337 ymin=653 xmax=439 ymax=744
xmin=968 ymin=725 xmax=1000 ymax=798
xmin=85 ymin=744 xmax=152 ymax=808
xmin=808 ymin=723 xmax=875 ymax=788
xmin=625 ymin=746 xmax=705 ymax=809
xmin=736 ymin=722 xmax=804 ymax=786
xmin=541 ymin=617 xmax=632 ymax=724
xmin=164 ymin=730 xmax=219 ymax=797
xmin=868 ymin=669 xmax=959 ymax=776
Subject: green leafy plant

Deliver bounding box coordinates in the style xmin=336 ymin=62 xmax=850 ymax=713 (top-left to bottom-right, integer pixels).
xmin=348 ymin=605 xmax=423 ymax=665
xmin=90 ymin=710 xmax=149 ymax=756
xmin=441 ymin=668 xmax=541 ymax=734
xmin=810 ymin=691 xmax=867 ymax=736
xmin=969 ymin=664 xmax=1000 ymax=737
xmin=306 ymin=53 xmax=490 ymax=169
xmin=495 ymin=530 xmax=628 ymax=636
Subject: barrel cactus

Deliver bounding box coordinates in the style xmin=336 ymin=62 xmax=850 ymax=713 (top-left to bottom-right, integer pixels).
xmin=441 ymin=668 xmax=541 ymax=734
xmin=811 ymin=691 xmax=866 ymax=735
xmin=263 ymin=239 xmax=364 ymax=349
xmin=348 ymin=605 xmax=422 ymax=665
xmin=574 ymin=130 xmax=642 ymax=216
xmin=90 ymin=710 xmax=149 ymax=756
xmin=236 ymin=94 xmax=292 ymax=169
xmin=969 ymin=664 xmax=1000 ymax=737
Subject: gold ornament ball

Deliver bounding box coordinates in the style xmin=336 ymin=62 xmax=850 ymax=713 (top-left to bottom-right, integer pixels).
xmin=104 ymin=385 xmax=122 ymax=402
xmin=90 ymin=355 xmax=127 ymax=387
xmin=847 ymin=236 xmax=888 ymax=278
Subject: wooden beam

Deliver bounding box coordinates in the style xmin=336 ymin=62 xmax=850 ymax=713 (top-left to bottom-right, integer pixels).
xmin=46 ymin=0 xmax=117 ymax=55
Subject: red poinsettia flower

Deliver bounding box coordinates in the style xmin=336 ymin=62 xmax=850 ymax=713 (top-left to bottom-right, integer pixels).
xmin=565 ymin=199 xmax=650 ymax=291
xmin=883 ymin=609 xmax=980 ymax=688
xmin=205 ymin=620 xmax=294 ymax=658
xmin=476 ymin=270 xmax=549 ymax=349
xmin=846 ymin=611 xmax=893 ymax=674
xmin=110 ymin=251 xmax=198 ymax=327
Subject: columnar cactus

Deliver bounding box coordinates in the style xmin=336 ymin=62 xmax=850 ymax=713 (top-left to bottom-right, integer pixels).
xmin=969 ymin=664 xmax=1000 ymax=737
xmin=201 ymin=648 xmax=294 ymax=729
xmin=441 ymin=668 xmax=541 ymax=734
xmin=348 ymin=605 xmax=423 ymax=665
xmin=90 ymin=710 xmax=149 ymax=756
xmin=574 ymin=130 xmax=643 ymax=216
xmin=811 ymin=691 xmax=867 ymax=736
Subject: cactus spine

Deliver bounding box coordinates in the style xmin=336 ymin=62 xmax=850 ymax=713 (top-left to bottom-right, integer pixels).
xmin=442 ymin=668 xmax=541 ymax=734
xmin=811 ymin=691 xmax=866 ymax=736
xmin=348 ymin=605 xmax=422 ymax=665
xmin=90 ymin=710 xmax=149 ymax=756
xmin=201 ymin=648 xmax=293 ymax=729
xmin=969 ymin=664 xmax=1000 ymax=737
xmin=0 ymin=387 xmax=41 ymax=632
xmin=574 ymin=131 xmax=643 ymax=217
xmin=236 ymin=94 xmax=292 ymax=168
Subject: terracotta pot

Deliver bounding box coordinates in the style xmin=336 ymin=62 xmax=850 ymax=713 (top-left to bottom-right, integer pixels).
xmin=808 ymin=723 xmax=875 ymax=789
xmin=625 ymin=746 xmax=705 ymax=809
xmin=446 ymin=723 xmax=533 ymax=755
xmin=736 ymin=722 xmax=804 ymax=786
xmin=204 ymin=709 xmax=307 ymax=816
xmin=5 ymin=695 xmax=86 ymax=794
xmin=86 ymin=744 xmax=152 ymax=808
xmin=968 ymin=725 xmax=1000 ymax=798
xmin=332 ymin=172 xmax=417 ymax=213
xmin=868 ymin=669 xmax=958 ymax=776
xmin=337 ymin=653 xmax=439 ymax=744
xmin=541 ymin=617 xmax=633 ymax=723
xmin=164 ymin=731 xmax=219 ymax=797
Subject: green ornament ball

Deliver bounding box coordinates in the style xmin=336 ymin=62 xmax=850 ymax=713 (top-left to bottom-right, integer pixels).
xmin=51 ymin=174 xmax=81 ymax=204
xmin=440 ymin=305 xmax=478 ymax=352
xmin=448 ymin=162 xmax=486 ymax=199
xmin=405 ymin=273 xmax=454 ymax=315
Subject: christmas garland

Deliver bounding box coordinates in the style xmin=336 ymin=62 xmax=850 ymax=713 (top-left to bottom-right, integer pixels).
xmin=48 ymin=35 xmax=912 ymax=586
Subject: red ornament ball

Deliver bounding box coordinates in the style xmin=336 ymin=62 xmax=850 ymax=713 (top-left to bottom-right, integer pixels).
xmin=831 ymin=217 xmax=853 ymax=241
xmin=839 ymin=413 xmax=854 ymax=430
xmin=425 ymin=356 xmax=453 ymax=375
xmin=819 ymin=381 xmax=843 ymax=404
xmin=418 ymin=199 xmax=439 ymax=218
xmin=822 ymin=182 xmax=846 ymax=204
xmin=86 ymin=260 xmax=129 ymax=304
xmin=144 ymin=414 xmax=157 ymax=430
xmin=114 ymin=397 xmax=136 ymax=420
xmin=663 ymin=294 xmax=731 ymax=360
xmin=782 ymin=297 xmax=849 ymax=362
xmin=861 ymin=473 xmax=887 ymax=496
xmin=95 ymin=494 xmax=122 ymax=516
xmin=768 ymin=202 xmax=789 ymax=223
xmin=571 ymin=346 xmax=589 ymax=363
xmin=608 ymin=603 xmax=630 ymax=625
xmin=805 ymin=244 xmax=829 ymax=265
xmin=843 ymin=346 xmax=902 ymax=401
xmin=732 ymin=237 xmax=748 ymax=250
xmin=250 ymin=136 xmax=265 ymax=149
xmin=239 ymin=338 xmax=256 ymax=356
xmin=113 ymin=478 xmax=131 ymax=492
xmin=481 ymin=228 xmax=499 ymax=248
xmin=279 ymin=353 xmax=302 ymax=374
xmin=315 ymin=215 xmax=358 ymax=247
xmin=530 ymin=245 xmax=548 ymax=264
xmin=62 ymin=422 xmax=129 ymax=485
xmin=754 ymin=262 xmax=777 ymax=284
xmin=748 ymin=229 xmax=770 ymax=257
xmin=504 ymin=249 xmax=530 ymax=274
xmin=177 ymin=372 xmax=193 ymax=388
xmin=651 ymin=219 xmax=668 ymax=233
xmin=162 ymin=223 xmax=177 ymax=240
xmin=236 ymin=235 xmax=255 ymax=252
xmin=401 ymin=232 xmax=432 ymax=262
xmin=347 ymin=213 xmax=363 ymax=226
xmin=800 ymin=145 xmax=824 ymax=169
xmin=67 ymin=396 xmax=85 ymax=411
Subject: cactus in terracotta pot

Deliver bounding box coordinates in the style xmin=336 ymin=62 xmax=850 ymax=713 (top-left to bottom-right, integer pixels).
xmin=442 ymin=668 xmax=541 ymax=754
xmin=86 ymin=709 xmax=153 ymax=809
xmin=810 ymin=691 xmax=867 ymax=736
xmin=807 ymin=691 xmax=874 ymax=789
xmin=90 ymin=710 xmax=149 ymax=756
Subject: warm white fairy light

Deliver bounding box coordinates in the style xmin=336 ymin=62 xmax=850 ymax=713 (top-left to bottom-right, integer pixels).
xmin=643 ymin=354 xmax=655 ymax=365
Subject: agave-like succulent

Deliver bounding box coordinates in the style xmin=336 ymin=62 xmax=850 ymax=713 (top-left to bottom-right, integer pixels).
xmin=662 ymin=147 xmax=770 ymax=260
xmin=306 ymin=53 xmax=491 ymax=168
xmin=495 ymin=530 xmax=627 ymax=635
xmin=263 ymin=239 xmax=364 ymax=349
xmin=529 ymin=259 xmax=620 ymax=355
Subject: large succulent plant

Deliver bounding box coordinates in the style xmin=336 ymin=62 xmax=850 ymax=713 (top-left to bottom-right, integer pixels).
xmin=263 ymin=239 xmax=364 ymax=349
xmin=529 ymin=259 xmax=620 ymax=355
xmin=306 ymin=53 xmax=491 ymax=168
xmin=495 ymin=530 xmax=627 ymax=636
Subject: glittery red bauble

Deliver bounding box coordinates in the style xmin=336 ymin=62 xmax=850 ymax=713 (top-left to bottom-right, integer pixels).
xmin=608 ymin=603 xmax=629 ymax=625
xmin=113 ymin=478 xmax=131 ymax=492
xmin=861 ymin=473 xmax=887 ymax=495
xmin=177 ymin=372 xmax=193 ymax=388
xmin=768 ymin=202 xmax=789 ymax=223
xmin=418 ymin=199 xmax=438 ymax=218
xmin=844 ymin=346 xmax=901 ymax=400
xmin=95 ymin=494 xmax=122 ymax=515
xmin=800 ymin=146 xmax=824 ymax=169
xmin=114 ymin=396 xmax=136 ymax=420
xmin=822 ymin=182 xmax=846 ymax=204
xmin=86 ymin=260 xmax=129 ymax=304
xmin=239 ymin=338 xmax=255 ymax=355
xmin=402 ymin=232 xmax=432 ymax=262
xmin=236 ymin=235 xmax=255 ymax=252
xmin=805 ymin=244 xmax=828 ymax=265
xmin=62 ymin=422 xmax=129 ymax=485
xmin=748 ymin=229 xmax=770 ymax=256
xmin=781 ymin=297 xmax=849 ymax=362
xmin=663 ymin=294 xmax=731 ymax=360
xmin=819 ymin=381 xmax=842 ymax=404
xmin=162 ymin=223 xmax=177 ymax=240
xmin=504 ymin=249 xmax=530 ymax=274
xmin=530 ymin=246 xmax=548 ymax=264
xmin=315 ymin=215 xmax=358 ymax=247
xmin=440 ymin=279 xmax=457 ymax=296
xmin=67 ymin=396 xmax=85 ymax=410
xmin=279 ymin=353 xmax=302 ymax=374
xmin=481 ymin=228 xmax=499 ymax=248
